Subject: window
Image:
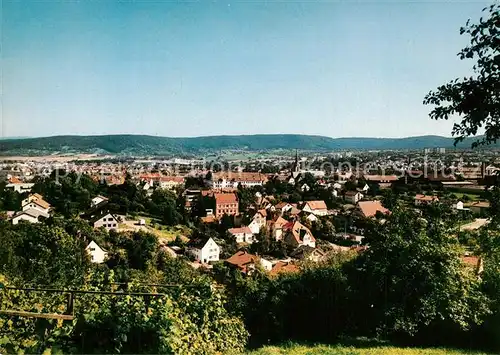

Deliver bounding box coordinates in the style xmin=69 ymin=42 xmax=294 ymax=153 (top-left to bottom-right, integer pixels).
xmin=90 ymin=248 xmax=95 ymax=251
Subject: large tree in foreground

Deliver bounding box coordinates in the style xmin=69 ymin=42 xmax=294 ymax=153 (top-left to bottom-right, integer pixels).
xmin=424 ymin=4 xmax=499 ymax=147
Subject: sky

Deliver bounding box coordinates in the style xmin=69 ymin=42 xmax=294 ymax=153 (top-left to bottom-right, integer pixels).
xmin=1 ymin=0 xmax=494 ymax=139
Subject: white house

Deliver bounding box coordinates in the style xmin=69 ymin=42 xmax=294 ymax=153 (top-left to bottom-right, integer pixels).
xmin=306 ymin=213 xmax=318 ymax=222
xmin=270 ymin=216 xmax=288 ymax=241
xmin=188 ymin=237 xmax=220 ymax=264
xmin=6 ymin=182 xmax=35 ymax=193
xmin=228 ymin=226 xmax=254 ymax=244
xmin=22 ymin=200 xmax=51 ymax=215
xmin=21 ymin=193 xmax=51 ymax=214
xmin=283 ymin=221 xmax=316 ymax=249
xmin=91 ymin=195 xmax=109 ymax=208
xmin=86 ymin=241 xmax=108 ymax=263
xmin=248 ymin=209 xmax=267 ymax=234
xmin=209 ymin=172 xmax=267 ymax=189
xmin=345 ymin=191 xmax=363 ymax=204
xmin=92 ymin=213 xmax=119 ymax=231
xmin=302 ymin=200 xmax=328 ymax=216
xmin=12 ymin=208 xmax=49 ymax=225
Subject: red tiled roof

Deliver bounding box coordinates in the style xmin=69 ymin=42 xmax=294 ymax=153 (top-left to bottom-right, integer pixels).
xmin=226 ymin=251 xmax=259 ymax=273
xmin=200 ymin=215 xmax=216 ymax=223
xmin=8 ymin=176 xmax=22 ymax=184
xmin=462 ymin=256 xmax=480 ymax=267
xmin=160 ymin=176 xmax=184 ymax=183
xmin=357 ymin=201 xmax=389 ymax=218
xmin=228 ymin=226 xmax=252 ymax=235
xmin=283 ymin=221 xmax=315 ymax=244
xmin=270 ymin=261 xmax=299 ymax=276
xmin=215 ymin=193 xmax=238 ymax=204
xmin=305 ymin=200 xmax=327 ymax=210
xmin=363 ymin=175 xmax=399 ymax=182
xmin=273 ymin=216 xmax=289 ymax=227
xmin=415 ymin=194 xmax=439 ymax=202
xmin=213 ymin=172 xmax=268 ymax=183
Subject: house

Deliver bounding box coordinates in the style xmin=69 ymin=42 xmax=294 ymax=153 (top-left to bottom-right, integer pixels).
xmin=414 ymin=194 xmax=439 ymax=206
xmin=356 ymin=201 xmax=390 ymax=218
xmin=91 ymin=195 xmax=109 ymax=208
xmin=283 ymin=221 xmax=316 ymax=248
xmin=92 ymin=213 xmax=119 ymax=231
xmin=225 ymin=251 xmax=273 ymax=274
xmin=22 ymin=199 xmax=51 ymax=214
xmin=465 ymin=201 xmax=491 ymax=215
xmin=214 ymin=193 xmax=239 ymax=218
xmin=332 ymin=182 xmax=343 ymax=190
xmin=269 ymin=261 xmax=299 ymax=276
xmin=345 ymin=191 xmax=363 ymax=204
xmin=269 ymin=216 xmax=289 ymax=241
xmin=12 ymin=208 xmax=49 ymax=225
xmin=5 ymin=176 xmax=34 ymax=193
xmin=455 ymin=201 xmax=470 ymax=210
xmin=275 ymin=202 xmax=294 ymax=215
xmin=228 ymin=226 xmax=254 ymax=244
xmin=290 ymin=245 xmax=325 ymax=262
xmin=21 ymin=193 xmax=51 ymax=214
xmin=210 ymin=172 xmax=268 ymax=189
xmin=187 ymin=237 xmax=220 ymax=264
xmin=363 ymin=175 xmax=399 ymax=184
xmin=302 ymin=200 xmax=328 ymax=216
xmin=159 ymin=176 xmax=185 ymax=190
xmin=86 ymin=241 xmax=108 ymax=263
xmin=306 ymin=213 xmax=318 ymax=222
xmin=248 ymin=209 xmax=267 ymax=234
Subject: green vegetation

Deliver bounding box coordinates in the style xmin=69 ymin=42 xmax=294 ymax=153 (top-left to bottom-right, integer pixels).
xmin=425 ymin=4 xmax=499 ymax=147
xmin=248 ymin=343 xmax=491 ymax=355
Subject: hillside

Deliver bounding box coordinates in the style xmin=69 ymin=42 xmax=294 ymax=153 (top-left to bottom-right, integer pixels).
xmin=0 ymin=134 xmax=488 ymax=156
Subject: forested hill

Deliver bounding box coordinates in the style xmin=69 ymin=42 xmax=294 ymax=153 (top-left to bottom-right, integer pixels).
xmin=0 ymin=134 xmax=487 ymax=155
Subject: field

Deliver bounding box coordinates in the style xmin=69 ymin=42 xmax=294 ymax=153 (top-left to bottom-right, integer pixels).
xmin=119 ymin=215 xmax=191 ymax=243
xmin=247 ymin=343 xmax=490 ymax=355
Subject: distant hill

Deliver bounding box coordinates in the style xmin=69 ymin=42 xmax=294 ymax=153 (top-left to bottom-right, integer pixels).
xmin=0 ymin=134 xmax=489 ymax=156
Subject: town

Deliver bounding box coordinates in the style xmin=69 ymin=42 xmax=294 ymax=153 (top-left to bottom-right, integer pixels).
xmin=1 ymin=148 xmax=497 ymax=274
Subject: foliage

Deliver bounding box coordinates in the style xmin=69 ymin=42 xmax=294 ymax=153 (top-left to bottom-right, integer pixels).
xmin=350 ymin=207 xmax=490 ymax=340
xmin=424 ymin=4 xmax=500 ymax=147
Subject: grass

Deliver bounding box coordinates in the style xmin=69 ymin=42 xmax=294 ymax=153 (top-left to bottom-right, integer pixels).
xmin=122 ymin=214 xmax=191 ymax=243
xmin=246 ymin=343 xmax=490 ymax=355
xmin=449 ymin=192 xmax=481 ymax=201
xmin=150 ymin=224 xmax=191 ymax=243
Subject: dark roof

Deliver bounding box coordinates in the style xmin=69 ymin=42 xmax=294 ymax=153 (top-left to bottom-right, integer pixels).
xmin=90 ymin=212 xmax=118 ymax=224
xmin=187 ymin=237 xmax=212 ymax=249
xmin=81 ymin=200 xmax=110 ymax=219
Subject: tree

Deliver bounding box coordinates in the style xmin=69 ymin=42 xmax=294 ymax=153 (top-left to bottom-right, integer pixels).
xmin=350 ymin=207 xmax=490 ymax=339
xmin=424 ymin=4 xmax=500 ymax=147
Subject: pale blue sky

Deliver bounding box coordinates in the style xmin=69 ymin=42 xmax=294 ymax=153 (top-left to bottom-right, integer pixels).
xmin=1 ymin=1 xmax=493 ymax=138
